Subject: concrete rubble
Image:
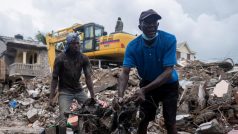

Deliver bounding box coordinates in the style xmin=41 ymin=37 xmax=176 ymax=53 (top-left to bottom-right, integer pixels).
xmin=0 ymin=59 xmax=237 ymax=133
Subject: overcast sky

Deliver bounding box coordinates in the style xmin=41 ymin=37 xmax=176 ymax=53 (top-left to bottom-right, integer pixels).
xmin=0 ymin=0 xmax=237 ymax=62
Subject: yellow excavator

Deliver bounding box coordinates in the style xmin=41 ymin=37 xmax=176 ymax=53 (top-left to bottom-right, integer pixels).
xmin=46 ymin=23 xmax=136 ymax=71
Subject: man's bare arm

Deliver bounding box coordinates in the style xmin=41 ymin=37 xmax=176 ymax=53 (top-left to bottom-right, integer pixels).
xmin=83 ymin=59 xmax=94 ymax=99
xmin=118 ymin=67 xmax=130 ymax=97
xmin=141 ymin=66 xmax=174 ymax=94
xmin=49 ymin=57 xmax=61 ymax=101
xmin=50 ymin=76 xmax=58 ymax=100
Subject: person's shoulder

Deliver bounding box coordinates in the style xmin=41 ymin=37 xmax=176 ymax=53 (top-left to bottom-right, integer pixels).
xmin=127 ymin=35 xmax=142 ymax=48
xmin=55 ymin=52 xmax=65 ymax=61
xmin=81 ymin=53 xmax=90 ymax=62
xmin=158 ymin=30 xmax=176 ymax=40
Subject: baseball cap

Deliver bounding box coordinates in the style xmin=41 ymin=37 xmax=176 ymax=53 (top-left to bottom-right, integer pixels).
xmin=139 ymin=9 xmax=161 ymax=23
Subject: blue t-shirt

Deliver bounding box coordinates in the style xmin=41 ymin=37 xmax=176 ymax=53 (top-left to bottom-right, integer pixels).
xmin=123 ymin=30 xmax=178 ymax=83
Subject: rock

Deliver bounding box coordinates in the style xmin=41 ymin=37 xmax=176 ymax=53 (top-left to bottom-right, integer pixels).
xmin=208 ymin=78 xmax=219 ymax=87
xmin=176 ymin=114 xmax=190 ymax=126
xmin=128 ymin=78 xmax=138 ymax=86
xmin=27 ymin=108 xmax=38 ymax=123
xmin=196 ymin=119 xmax=224 ymax=134
xmin=32 ymin=120 xmax=41 ymax=128
xmin=178 ymin=102 xmax=189 ymax=113
xmin=27 ymin=90 xmax=40 ymax=98
xmin=212 ymin=80 xmax=229 ymax=97
xmin=99 ymin=116 xmax=113 ymax=128
xmin=234 ymin=91 xmax=238 ymax=104
xmin=44 ymin=127 xmax=57 ymax=134
xmin=228 ymin=130 xmax=238 ymax=134
xmin=18 ymin=98 xmax=35 ymax=106
xmin=194 ymin=111 xmax=216 ymax=125
xmin=179 ymin=80 xmax=193 ymax=90
xmin=233 ymin=105 xmax=238 ymax=112
xmin=9 ymin=88 xmax=16 ymax=92
xmin=228 ymin=109 xmax=235 ymax=119
xmin=189 ymin=76 xmax=203 ymax=81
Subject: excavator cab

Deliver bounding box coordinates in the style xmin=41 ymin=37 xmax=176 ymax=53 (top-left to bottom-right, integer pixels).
xmin=74 ymin=23 xmax=105 ymax=53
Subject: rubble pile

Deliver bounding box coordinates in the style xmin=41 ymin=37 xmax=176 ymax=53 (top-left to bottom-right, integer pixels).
xmin=0 ymin=68 xmax=140 ymax=133
xmin=0 ymin=76 xmax=59 ymax=129
xmin=176 ymin=60 xmax=238 ymax=133
xmin=0 ymin=60 xmax=238 ymax=134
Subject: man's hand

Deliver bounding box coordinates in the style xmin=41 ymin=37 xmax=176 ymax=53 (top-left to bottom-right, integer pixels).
xmin=84 ymin=98 xmax=96 ymax=106
xmin=112 ymin=96 xmax=123 ymax=111
xmin=116 ymin=96 xmax=124 ymax=104
xmin=132 ymin=89 xmax=145 ymax=103
xmin=49 ymin=98 xmax=55 ymax=106
xmin=46 ymin=98 xmax=56 ymax=112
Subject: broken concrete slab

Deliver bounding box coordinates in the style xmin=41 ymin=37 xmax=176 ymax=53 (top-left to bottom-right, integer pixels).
xmin=1 ymin=60 xmax=238 ymax=133
xmin=179 ymin=80 xmax=193 ymax=90
xmin=178 ymin=101 xmax=189 ymax=113
xmin=32 ymin=120 xmax=41 ymax=128
xmin=176 ymin=114 xmax=190 ymax=126
xmin=196 ymin=119 xmax=224 ymax=134
xmin=212 ymin=80 xmax=229 ymax=97
xmin=27 ymin=108 xmax=38 ymax=123
xmin=18 ymin=98 xmax=35 ymax=106
xmin=228 ymin=129 xmax=238 ymax=134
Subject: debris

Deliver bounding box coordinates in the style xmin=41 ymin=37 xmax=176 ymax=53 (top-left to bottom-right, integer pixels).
xmin=196 ymin=119 xmax=224 ymax=134
xmin=67 ymin=115 xmax=78 ymax=127
xmin=18 ymin=98 xmax=35 ymax=106
xmin=212 ymin=80 xmax=229 ymax=97
xmin=235 ymin=91 xmax=238 ymax=104
xmin=198 ymin=81 xmax=206 ymax=109
xmin=0 ymin=59 xmax=238 ymax=134
xmin=176 ymin=114 xmax=190 ymax=126
xmin=228 ymin=129 xmax=238 ymax=134
xmin=9 ymin=100 xmax=18 ymax=108
xmin=194 ymin=111 xmax=216 ymax=125
xmin=27 ymin=108 xmax=38 ymax=123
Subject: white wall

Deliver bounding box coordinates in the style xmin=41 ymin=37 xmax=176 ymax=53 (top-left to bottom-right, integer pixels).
xmin=177 ymin=52 xmax=195 ymax=61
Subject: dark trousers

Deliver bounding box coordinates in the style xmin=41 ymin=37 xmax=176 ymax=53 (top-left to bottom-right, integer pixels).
xmin=138 ymin=80 xmax=179 ymax=134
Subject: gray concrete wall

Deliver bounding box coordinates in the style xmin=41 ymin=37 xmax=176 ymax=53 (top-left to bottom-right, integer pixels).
xmin=38 ymin=50 xmax=50 ymax=76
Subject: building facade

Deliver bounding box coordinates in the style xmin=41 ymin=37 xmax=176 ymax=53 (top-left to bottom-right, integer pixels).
xmin=177 ymin=42 xmax=196 ymax=61
xmin=0 ymin=35 xmax=50 ymax=82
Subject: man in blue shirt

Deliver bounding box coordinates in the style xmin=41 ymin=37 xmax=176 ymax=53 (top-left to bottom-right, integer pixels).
xmin=118 ymin=9 xmax=179 ymax=134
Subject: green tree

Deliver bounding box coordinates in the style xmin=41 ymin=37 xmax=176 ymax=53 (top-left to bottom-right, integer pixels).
xmin=35 ymin=31 xmax=46 ymax=44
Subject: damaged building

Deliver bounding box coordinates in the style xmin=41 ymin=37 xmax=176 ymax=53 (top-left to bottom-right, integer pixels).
xmin=0 ymin=35 xmax=50 ymax=87
xmin=177 ymin=42 xmax=196 ymax=66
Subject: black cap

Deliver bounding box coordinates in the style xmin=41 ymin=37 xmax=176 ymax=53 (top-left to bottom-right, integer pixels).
xmin=139 ymin=9 xmax=161 ymax=23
